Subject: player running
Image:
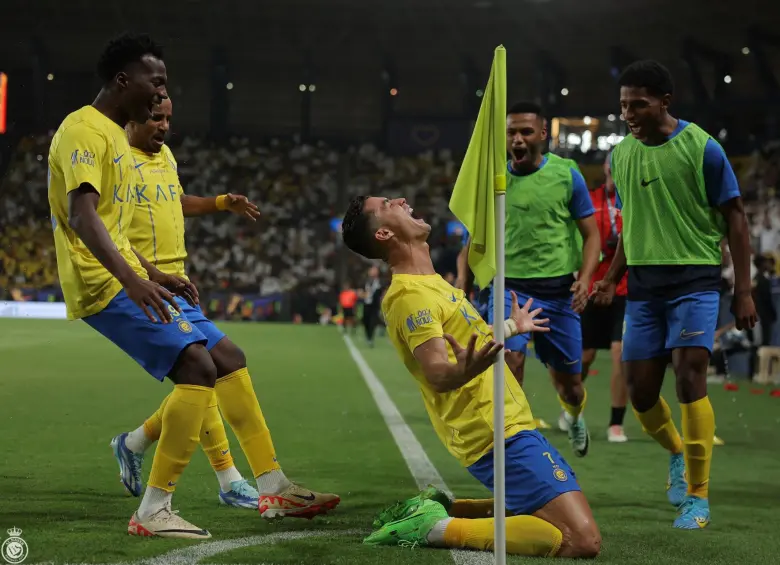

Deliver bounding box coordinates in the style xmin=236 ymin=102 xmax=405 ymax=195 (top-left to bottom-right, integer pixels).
xmin=572 ymin=152 xmax=629 ymax=443
xmin=48 ymin=33 xmax=336 ymax=540
xmin=467 ymin=101 xmax=601 ymax=456
xmin=109 ymin=97 xmax=339 ymax=519
xmin=342 ymin=195 xmax=601 ymax=558
xmin=592 ymin=60 xmax=756 ymax=529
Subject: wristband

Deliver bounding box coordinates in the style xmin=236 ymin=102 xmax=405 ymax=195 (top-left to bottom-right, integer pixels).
xmin=503 ymin=318 xmax=518 ymax=338
xmin=215 ymin=194 xmax=229 ymax=211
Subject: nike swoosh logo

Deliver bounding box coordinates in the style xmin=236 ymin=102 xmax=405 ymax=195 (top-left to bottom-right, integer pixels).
xmin=221 ymin=449 xmax=229 ymax=455
xmin=113 ymin=154 xmax=124 ymax=164
xmin=564 ymin=359 xmax=579 ymax=365
xmin=640 ymin=177 xmax=659 ymax=187
xmin=134 ymin=162 xmax=144 ymax=169
xmin=680 ymin=330 xmax=705 ymax=340
xmin=167 ymin=481 xmax=176 ymax=487
xmin=292 ymin=493 xmax=316 ymax=502
xmin=451 ymin=293 xmax=458 ymax=302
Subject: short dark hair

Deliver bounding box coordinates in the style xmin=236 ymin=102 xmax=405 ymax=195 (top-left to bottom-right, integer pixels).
xmin=507 ymin=101 xmax=543 ymax=118
xmin=97 ymin=33 xmax=164 ymax=83
xmin=618 ymin=60 xmax=674 ymax=98
xmin=342 ymin=196 xmax=383 ymax=260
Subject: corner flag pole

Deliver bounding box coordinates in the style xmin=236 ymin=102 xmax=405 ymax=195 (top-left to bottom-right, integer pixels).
xmin=446 ymin=44 xmax=507 ymax=564
xmin=492 ymin=159 xmax=507 ymax=565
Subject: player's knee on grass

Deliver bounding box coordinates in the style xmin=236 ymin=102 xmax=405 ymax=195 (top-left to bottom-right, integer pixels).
xmin=169 ymin=343 xmax=217 ymax=388
xmin=672 ymin=347 xmax=709 ymax=403
xmin=534 ymin=491 xmax=601 ymax=559
xmin=209 ymin=337 xmax=247 ymax=377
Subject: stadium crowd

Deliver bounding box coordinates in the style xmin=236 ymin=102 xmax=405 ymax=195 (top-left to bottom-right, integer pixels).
xmin=2 ymin=132 xmax=780 ymax=326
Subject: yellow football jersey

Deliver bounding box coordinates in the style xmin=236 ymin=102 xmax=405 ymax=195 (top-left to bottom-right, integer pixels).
xmin=48 ymin=106 xmax=146 ymax=320
xmin=126 ymin=144 xmax=187 ymax=279
xmin=382 ymin=273 xmax=535 ymax=467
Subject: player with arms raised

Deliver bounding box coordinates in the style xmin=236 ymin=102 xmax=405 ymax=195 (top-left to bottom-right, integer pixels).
xmin=110 ymin=97 xmax=339 ymax=519
xmin=342 ymin=196 xmax=601 ymax=558
xmin=592 ymin=60 xmax=756 ymax=529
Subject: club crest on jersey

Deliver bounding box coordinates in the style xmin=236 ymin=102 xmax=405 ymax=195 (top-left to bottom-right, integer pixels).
xmin=177 ymin=320 xmax=193 ymax=334
xmin=553 ymin=467 xmax=568 ymax=482
xmin=406 ymin=309 xmax=433 ymax=333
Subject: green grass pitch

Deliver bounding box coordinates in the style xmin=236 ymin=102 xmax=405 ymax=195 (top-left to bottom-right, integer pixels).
xmin=1 ymin=319 xmax=779 ymax=564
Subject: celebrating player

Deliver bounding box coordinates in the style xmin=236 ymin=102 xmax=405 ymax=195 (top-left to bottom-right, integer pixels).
xmin=47 ymin=33 xmax=337 ymax=540
xmin=470 ymin=101 xmax=601 ymax=456
xmin=575 ymin=152 xmax=629 ymax=443
xmin=342 ymin=196 xmax=601 ymax=558
xmin=109 ymin=97 xmax=339 ymax=520
xmin=592 ymin=60 xmax=756 ymax=529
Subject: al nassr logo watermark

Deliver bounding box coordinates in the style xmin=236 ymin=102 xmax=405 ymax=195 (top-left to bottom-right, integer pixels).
xmin=1 ymin=527 xmax=28 ymax=564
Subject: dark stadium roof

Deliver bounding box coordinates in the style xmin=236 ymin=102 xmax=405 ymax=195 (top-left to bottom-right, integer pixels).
xmin=1 ymin=0 xmax=778 ymax=133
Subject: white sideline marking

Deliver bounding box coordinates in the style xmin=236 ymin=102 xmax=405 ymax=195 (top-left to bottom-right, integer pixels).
xmin=26 ymin=529 xmax=359 ymax=565
xmin=343 ymin=335 xmax=490 ymax=565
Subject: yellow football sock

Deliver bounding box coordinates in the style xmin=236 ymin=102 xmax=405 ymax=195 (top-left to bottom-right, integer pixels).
xmin=450 ymin=499 xmax=496 ymax=518
xmin=444 ymin=516 xmax=562 ymax=557
xmin=142 ymin=393 xmax=171 ymax=442
xmin=633 ymin=396 xmax=683 ymax=454
xmin=558 ymin=388 xmax=587 ymax=420
xmin=148 ymin=384 xmax=212 ymax=492
xmin=681 ymin=396 xmax=714 ymax=499
xmin=200 ymin=391 xmax=235 ymax=472
xmin=215 ymin=368 xmax=280 ymax=477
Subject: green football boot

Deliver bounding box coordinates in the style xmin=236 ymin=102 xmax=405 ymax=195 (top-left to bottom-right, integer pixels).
xmin=364 ymin=499 xmax=449 ymax=548
xmin=372 ymin=485 xmax=452 ymax=529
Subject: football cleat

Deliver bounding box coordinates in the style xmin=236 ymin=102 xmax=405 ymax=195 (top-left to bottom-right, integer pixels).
xmin=607 ymin=425 xmax=628 ymax=443
xmin=219 ymin=479 xmax=260 ymax=509
xmin=110 ymin=432 xmax=144 ymax=497
xmin=373 ymin=485 xmax=451 ymax=529
xmin=667 ymin=452 xmax=687 ymax=507
xmin=364 ymin=499 xmax=449 ymax=547
xmin=258 ymin=483 xmax=340 ymax=520
xmin=128 ymin=506 xmax=211 ymax=539
xmin=566 ymin=413 xmax=590 ymax=457
xmin=673 ymin=496 xmax=710 ymax=529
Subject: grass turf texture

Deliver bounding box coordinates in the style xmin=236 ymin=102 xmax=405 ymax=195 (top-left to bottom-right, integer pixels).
xmin=1 ymin=319 xmax=779 ymax=564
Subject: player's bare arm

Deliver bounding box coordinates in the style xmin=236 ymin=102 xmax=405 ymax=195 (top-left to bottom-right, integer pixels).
xmin=455 ymin=237 xmax=474 ymax=293
xmin=181 ymin=193 xmax=260 ymax=220
xmin=413 ymin=335 xmax=504 ymax=393
xmin=572 ymin=215 xmax=601 ymax=313
xmin=132 ymin=248 xmax=199 ymax=307
xmin=68 ymin=184 xmax=178 ymax=323
xmin=591 ymin=234 xmax=627 ymax=306
xmin=720 ymin=196 xmax=758 ymax=329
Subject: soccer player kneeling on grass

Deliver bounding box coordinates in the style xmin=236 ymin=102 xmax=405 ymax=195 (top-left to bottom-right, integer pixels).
xmin=341 ymin=196 xmax=601 ymax=558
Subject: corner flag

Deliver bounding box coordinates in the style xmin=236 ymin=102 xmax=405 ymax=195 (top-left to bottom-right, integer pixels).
xmin=448 ymin=46 xmax=507 ymax=290
xmin=448 ymin=46 xmax=508 ymax=565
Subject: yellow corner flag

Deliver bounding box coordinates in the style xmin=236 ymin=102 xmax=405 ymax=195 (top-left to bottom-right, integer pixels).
xmin=448 ymin=46 xmax=507 ymax=290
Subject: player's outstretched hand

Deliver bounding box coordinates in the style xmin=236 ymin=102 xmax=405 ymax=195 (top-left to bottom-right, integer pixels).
xmin=570 ymin=280 xmax=589 ymax=313
xmin=731 ymin=291 xmax=758 ymax=330
xmin=225 ymin=193 xmax=260 ymax=221
xmin=443 ymin=333 xmax=503 ymax=379
xmin=509 ymin=292 xmax=550 ymax=334
xmin=590 ymin=279 xmax=616 ymax=307
xmin=125 ymin=276 xmax=180 ymax=324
